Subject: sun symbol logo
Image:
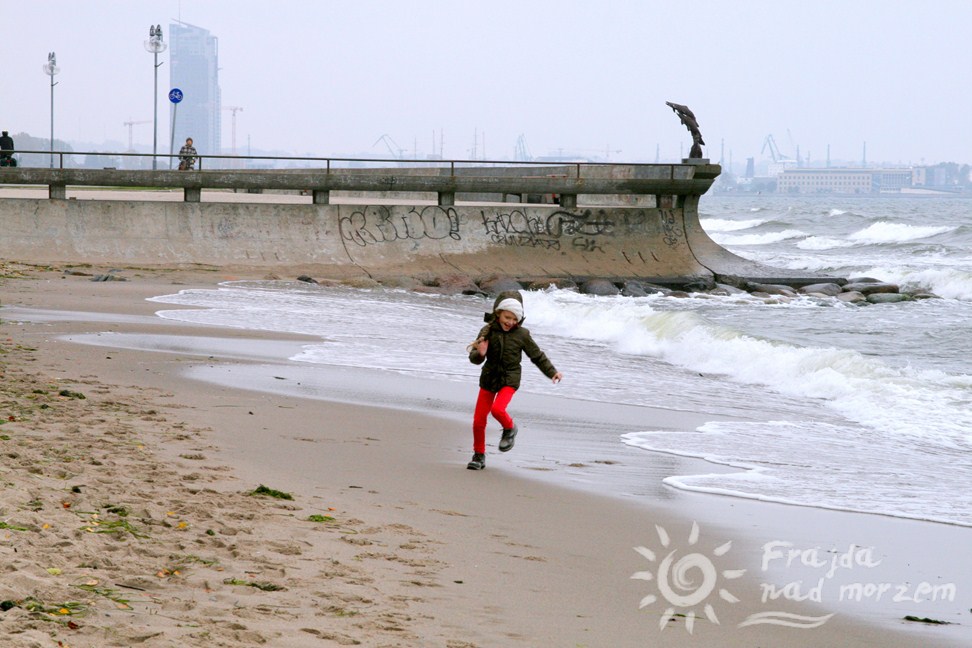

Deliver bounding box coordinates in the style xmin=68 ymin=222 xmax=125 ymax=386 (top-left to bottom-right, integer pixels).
xmin=631 ymin=521 xmax=745 ymax=633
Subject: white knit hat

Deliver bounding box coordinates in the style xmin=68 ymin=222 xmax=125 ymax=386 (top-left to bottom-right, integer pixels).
xmin=495 ymin=298 xmax=523 ymax=322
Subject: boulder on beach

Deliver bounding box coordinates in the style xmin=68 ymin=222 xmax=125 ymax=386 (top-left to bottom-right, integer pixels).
xmin=682 ymin=279 xmax=717 ymax=293
xmin=427 ymin=274 xmax=484 ymax=296
xmin=478 ymin=275 xmax=524 ymax=296
xmin=844 ymin=282 xmax=899 ymax=295
xmin=799 ymin=282 xmax=843 ymax=297
xmin=525 ymin=278 xmax=577 ymax=292
xmin=866 ymin=293 xmax=912 ymax=304
xmin=713 ymin=283 xmax=748 ymax=295
xmin=837 ymin=291 xmax=867 ymax=303
xmin=580 ymin=279 xmax=620 ymax=296
xmin=745 ymin=282 xmax=797 ymax=297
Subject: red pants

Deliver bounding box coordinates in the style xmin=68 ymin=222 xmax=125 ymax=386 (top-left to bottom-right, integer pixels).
xmin=472 ymin=386 xmax=516 ymax=454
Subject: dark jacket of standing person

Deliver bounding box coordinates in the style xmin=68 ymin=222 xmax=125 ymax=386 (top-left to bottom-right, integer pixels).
xmin=0 ymin=131 xmax=15 ymax=166
xmin=178 ymin=137 xmax=197 ymax=170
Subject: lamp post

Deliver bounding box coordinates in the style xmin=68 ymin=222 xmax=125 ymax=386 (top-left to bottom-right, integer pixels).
xmin=144 ymin=25 xmax=167 ymax=170
xmin=42 ymin=52 xmax=59 ymax=169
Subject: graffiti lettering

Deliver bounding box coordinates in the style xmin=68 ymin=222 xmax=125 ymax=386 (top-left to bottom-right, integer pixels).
xmin=616 ymin=210 xmax=657 ymax=236
xmin=490 ymin=233 xmax=561 ymax=250
xmin=339 ymin=205 xmax=461 ymax=247
xmin=572 ymin=237 xmax=604 ymax=253
xmin=546 ymin=210 xmax=615 ymax=237
xmin=215 ymin=217 xmax=237 ymax=238
xmin=483 ymin=209 xmax=618 ymax=242
xmin=659 ymin=209 xmax=683 ymax=247
xmin=481 ymin=210 xmax=545 ymax=237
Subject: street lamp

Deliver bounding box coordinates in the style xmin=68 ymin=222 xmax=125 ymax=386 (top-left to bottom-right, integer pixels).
xmin=144 ymin=25 xmax=167 ymax=170
xmin=42 ymin=51 xmax=59 ymax=169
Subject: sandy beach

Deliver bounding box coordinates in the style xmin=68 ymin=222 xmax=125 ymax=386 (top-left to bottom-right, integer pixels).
xmin=0 ymin=261 xmax=969 ymax=647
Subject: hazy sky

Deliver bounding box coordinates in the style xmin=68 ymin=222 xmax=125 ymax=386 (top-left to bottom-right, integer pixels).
xmin=3 ymin=0 xmax=969 ymax=166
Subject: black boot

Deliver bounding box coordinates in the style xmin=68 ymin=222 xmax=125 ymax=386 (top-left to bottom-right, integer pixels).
xmin=467 ymin=453 xmax=486 ymax=470
xmin=499 ymin=424 xmax=518 ymax=452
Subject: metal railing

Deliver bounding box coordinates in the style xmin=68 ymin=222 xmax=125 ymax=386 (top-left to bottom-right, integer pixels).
xmin=0 ymin=148 xmax=635 ymax=178
xmin=0 ymin=149 xmax=718 ymax=206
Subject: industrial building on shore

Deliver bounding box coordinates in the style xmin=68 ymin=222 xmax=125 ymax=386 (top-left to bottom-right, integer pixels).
xmin=776 ymin=167 xmax=915 ymax=194
xmin=726 ymin=160 xmax=969 ymax=195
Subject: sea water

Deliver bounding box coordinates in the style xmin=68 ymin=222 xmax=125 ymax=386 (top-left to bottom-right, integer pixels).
xmin=147 ymin=194 xmax=972 ymax=528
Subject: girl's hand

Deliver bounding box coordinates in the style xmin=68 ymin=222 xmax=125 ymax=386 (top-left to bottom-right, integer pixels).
xmin=551 ymin=372 xmax=563 ymax=384
xmin=476 ymin=339 xmax=488 ymax=356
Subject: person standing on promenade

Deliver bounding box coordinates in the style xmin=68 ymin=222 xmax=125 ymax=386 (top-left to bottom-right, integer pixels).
xmin=466 ymin=291 xmax=562 ymax=470
xmin=178 ymin=137 xmax=197 ymax=170
xmin=0 ymin=130 xmax=16 ymax=167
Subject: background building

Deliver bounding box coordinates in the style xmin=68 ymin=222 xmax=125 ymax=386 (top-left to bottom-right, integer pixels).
xmin=776 ymin=168 xmax=914 ymax=194
xmin=169 ymin=20 xmax=221 ymax=166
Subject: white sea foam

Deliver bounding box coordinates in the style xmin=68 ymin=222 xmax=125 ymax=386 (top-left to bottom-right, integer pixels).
xmin=795 ymin=236 xmax=855 ymax=251
xmin=699 ymin=217 xmax=766 ymax=232
xmin=848 ymin=221 xmax=955 ymax=244
xmin=526 ymin=289 xmax=972 ymax=443
xmin=860 ymin=266 xmax=972 ymax=300
xmin=539 ymin=280 xmax=972 ymax=525
xmin=710 ymin=229 xmax=806 ymax=246
xmin=623 ymin=421 xmax=972 ymax=526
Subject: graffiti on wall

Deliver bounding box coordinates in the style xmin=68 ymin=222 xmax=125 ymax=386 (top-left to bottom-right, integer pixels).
xmin=545 ymin=210 xmax=615 ymax=237
xmin=481 ymin=209 xmax=559 ymax=249
xmin=337 ymin=205 xmax=683 ymax=264
xmin=339 ymin=205 xmax=461 ymax=247
xmin=659 ymin=209 xmax=683 ymax=247
xmin=481 ymin=206 xmax=685 ymax=261
xmin=572 ymin=237 xmax=605 ymax=253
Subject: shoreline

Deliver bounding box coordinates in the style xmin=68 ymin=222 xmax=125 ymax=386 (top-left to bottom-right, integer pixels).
xmin=1 ymin=263 xmax=969 ymax=646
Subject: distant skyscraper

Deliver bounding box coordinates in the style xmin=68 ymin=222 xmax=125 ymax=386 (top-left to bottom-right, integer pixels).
xmin=169 ymin=20 xmax=221 ymax=165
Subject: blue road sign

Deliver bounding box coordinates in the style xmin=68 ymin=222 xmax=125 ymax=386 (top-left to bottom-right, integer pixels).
xmin=168 ymin=88 xmax=183 ymax=104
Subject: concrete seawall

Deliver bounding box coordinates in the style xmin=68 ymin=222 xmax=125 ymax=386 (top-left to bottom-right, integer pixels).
xmin=0 ymin=162 xmax=834 ymax=287
xmin=0 ymin=194 xmax=828 ymax=287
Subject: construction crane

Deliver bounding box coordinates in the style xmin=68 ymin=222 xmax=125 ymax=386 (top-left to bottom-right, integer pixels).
xmin=761 ymin=134 xmax=784 ymax=163
xmin=222 ymin=106 xmax=244 ymax=165
xmin=514 ymin=134 xmax=532 ymax=161
xmin=123 ymin=120 xmax=151 ymax=151
xmin=373 ymin=134 xmax=405 ymax=160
